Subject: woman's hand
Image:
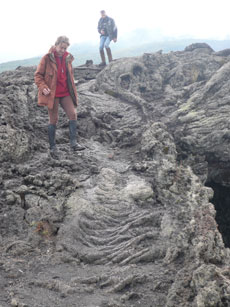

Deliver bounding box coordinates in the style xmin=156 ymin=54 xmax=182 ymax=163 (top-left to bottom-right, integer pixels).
xmin=113 ymin=38 xmax=117 ymax=43
xmin=42 ymin=88 xmax=51 ymax=96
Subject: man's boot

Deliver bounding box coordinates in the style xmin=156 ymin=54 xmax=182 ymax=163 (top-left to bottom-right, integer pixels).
xmin=99 ymin=49 xmax=106 ymax=67
xmin=106 ymin=47 xmax=113 ymax=63
xmin=48 ymin=124 xmax=59 ymax=159
xmin=69 ymin=120 xmax=85 ymax=151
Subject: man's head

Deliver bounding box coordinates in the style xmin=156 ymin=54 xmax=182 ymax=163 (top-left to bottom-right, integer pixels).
xmin=100 ymin=10 xmax=106 ymax=18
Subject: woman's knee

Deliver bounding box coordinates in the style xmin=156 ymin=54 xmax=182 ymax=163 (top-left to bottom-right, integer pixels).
xmin=49 ymin=114 xmax=58 ymax=125
xmin=61 ymin=97 xmax=77 ymax=120
xmin=69 ymin=109 xmax=77 ymax=121
xmin=49 ymin=99 xmax=59 ymax=124
xmin=48 ymin=110 xmax=59 ymax=125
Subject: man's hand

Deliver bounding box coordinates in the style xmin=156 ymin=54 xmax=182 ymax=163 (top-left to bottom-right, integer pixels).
xmin=113 ymin=38 xmax=117 ymax=43
xmin=42 ymin=88 xmax=51 ymax=96
xmin=101 ymin=30 xmax=105 ymax=35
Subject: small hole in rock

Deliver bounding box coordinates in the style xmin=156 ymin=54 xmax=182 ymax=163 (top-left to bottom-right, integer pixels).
xmin=139 ymin=86 xmax=146 ymax=93
xmin=120 ymin=74 xmax=131 ymax=90
xmin=206 ymin=181 xmax=230 ymax=248
xmin=133 ymin=65 xmax=143 ymax=76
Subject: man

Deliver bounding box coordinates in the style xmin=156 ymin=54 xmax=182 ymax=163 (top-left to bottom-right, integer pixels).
xmin=98 ymin=10 xmax=117 ymax=66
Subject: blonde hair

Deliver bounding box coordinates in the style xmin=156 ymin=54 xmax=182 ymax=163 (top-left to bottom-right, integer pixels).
xmin=55 ymin=36 xmax=70 ymax=46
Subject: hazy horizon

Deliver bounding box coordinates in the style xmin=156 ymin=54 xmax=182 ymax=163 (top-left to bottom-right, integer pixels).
xmin=1 ymin=0 xmax=230 ymax=64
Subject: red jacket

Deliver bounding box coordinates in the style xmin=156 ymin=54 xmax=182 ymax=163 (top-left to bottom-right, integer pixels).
xmin=54 ymin=51 xmax=70 ymax=97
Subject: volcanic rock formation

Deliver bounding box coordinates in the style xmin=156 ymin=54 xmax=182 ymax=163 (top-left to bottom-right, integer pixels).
xmin=1 ymin=44 xmax=230 ymax=306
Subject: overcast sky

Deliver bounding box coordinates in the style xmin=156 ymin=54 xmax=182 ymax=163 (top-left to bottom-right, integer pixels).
xmin=1 ymin=0 xmax=230 ymax=63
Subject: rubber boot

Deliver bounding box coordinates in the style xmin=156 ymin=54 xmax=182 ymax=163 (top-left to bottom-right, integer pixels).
xmin=48 ymin=124 xmax=59 ymax=159
xmin=69 ymin=120 xmax=85 ymax=151
xmin=106 ymin=47 xmax=113 ymax=63
xmin=99 ymin=49 xmax=106 ymax=67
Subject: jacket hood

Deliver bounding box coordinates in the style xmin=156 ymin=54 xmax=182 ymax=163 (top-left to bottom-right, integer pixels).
xmin=48 ymin=46 xmax=56 ymax=54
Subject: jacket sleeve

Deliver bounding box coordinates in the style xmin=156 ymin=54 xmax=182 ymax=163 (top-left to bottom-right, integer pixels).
xmin=113 ymin=26 xmax=118 ymax=39
xmin=34 ymin=56 xmax=48 ymax=91
xmin=108 ymin=18 xmax=117 ymax=39
xmin=71 ymin=64 xmax=78 ymax=105
xmin=67 ymin=61 xmax=78 ymax=106
xmin=97 ymin=18 xmax=102 ymax=34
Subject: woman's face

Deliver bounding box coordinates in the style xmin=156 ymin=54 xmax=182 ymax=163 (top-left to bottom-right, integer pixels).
xmin=55 ymin=43 xmax=68 ymax=56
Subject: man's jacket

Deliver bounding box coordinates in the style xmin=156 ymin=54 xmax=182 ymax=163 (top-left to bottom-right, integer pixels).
xmin=98 ymin=16 xmax=118 ymax=40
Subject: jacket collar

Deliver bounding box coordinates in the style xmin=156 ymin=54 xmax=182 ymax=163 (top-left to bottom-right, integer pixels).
xmin=48 ymin=46 xmax=74 ymax=64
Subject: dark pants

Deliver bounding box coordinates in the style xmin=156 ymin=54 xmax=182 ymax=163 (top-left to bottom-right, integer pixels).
xmin=48 ymin=96 xmax=76 ymax=125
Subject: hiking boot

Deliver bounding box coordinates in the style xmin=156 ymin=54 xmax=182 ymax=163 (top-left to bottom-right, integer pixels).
xmin=99 ymin=49 xmax=106 ymax=66
xmin=69 ymin=120 xmax=85 ymax=151
xmin=72 ymin=143 xmax=86 ymax=151
xmin=48 ymin=124 xmax=59 ymax=159
xmin=50 ymin=147 xmax=59 ymax=159
xmin=98 ymin=62 xmax=106 ymax=67
xmin=106 ymin=47 xmax=113 ymax=62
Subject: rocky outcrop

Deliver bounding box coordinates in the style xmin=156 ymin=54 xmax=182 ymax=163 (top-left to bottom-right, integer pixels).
xmin=1 ymin=44 xmax=230 ymax=307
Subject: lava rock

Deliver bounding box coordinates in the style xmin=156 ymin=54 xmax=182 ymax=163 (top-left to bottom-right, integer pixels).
xmin=1 ymin=46 xmax=230 ymax=307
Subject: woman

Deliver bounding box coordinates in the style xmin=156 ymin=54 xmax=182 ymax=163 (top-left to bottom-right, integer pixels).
xmin=34 ymin=36 xmax=85 ymax=159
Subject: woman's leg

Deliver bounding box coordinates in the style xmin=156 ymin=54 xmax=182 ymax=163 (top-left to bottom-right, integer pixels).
xmin=48 ymin=98 xmax=59 ymax=125
xmin=60 ymin=96 xmax=84 ymax=151
xmin=60 ymin=96 xmax=76 ymax=121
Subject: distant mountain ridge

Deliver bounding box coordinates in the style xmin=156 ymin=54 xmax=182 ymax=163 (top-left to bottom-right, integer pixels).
xmin=1 ymin=37 xmax=230 ymax=73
